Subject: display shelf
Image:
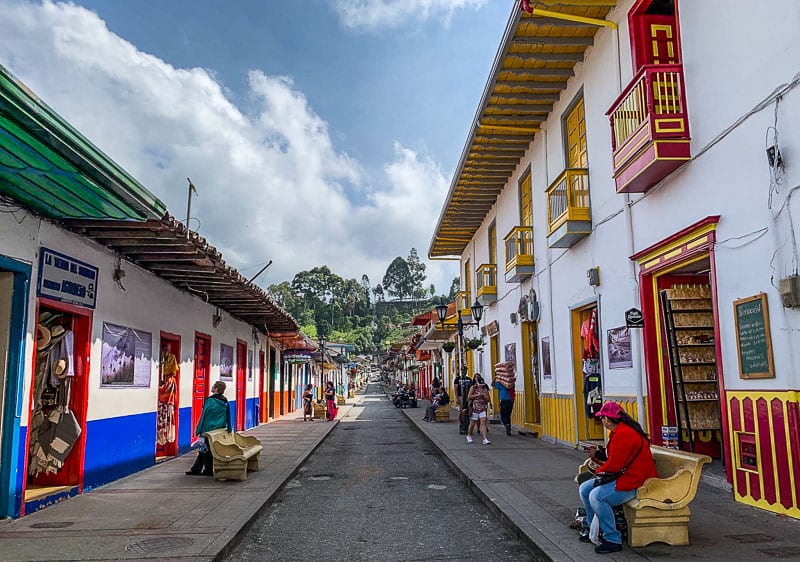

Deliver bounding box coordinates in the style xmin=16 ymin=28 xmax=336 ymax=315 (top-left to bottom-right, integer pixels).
xmin=660 ymin=288 xmax=722 ymax=453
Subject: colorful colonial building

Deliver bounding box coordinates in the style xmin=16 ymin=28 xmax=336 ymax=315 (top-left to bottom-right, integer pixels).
xmin=0 ymin=65 xmax=302 ymax=518
xmin=429 ymin=0 xmax=800 ymax=518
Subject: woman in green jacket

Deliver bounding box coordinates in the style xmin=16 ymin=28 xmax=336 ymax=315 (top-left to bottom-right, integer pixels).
xmin=186 ymin=381 xmax=232 ymax=475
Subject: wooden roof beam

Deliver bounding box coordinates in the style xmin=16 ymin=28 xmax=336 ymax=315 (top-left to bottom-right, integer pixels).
xmin=506 ymin=52 xmax=584 ymax=63
xmin=494 ymin=79 xmax=568 ymax=89
xmin=511 ymin=36 xmax=594 ymax=46
xmin=501 ymin=68 xmax=575 ymax=77
xmin=485 ymin=104 xmax=552 ymax=113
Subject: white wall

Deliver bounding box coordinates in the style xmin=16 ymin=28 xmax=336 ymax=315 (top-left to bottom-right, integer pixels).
xmin=0 ymin=213 xmax=268 ymax=425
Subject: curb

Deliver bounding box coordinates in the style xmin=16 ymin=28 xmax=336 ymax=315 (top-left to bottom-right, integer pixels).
xmin=210 ymin=409 xmax=347 ymax=561
xmin=401 ymin=407 xmax=558 ymax=562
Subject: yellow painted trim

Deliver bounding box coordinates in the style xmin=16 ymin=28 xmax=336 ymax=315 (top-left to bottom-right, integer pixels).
xmin=614 ymin=123 xmax=652 ymax=167
xmin=634 ymin=223 xmax=718 ymax=266
xmin=530 ymin=7 xmax=617 ymax=29
xmin=478 ymin=121 xmax=540 ymax=134
xmin=654 ymin=118 xmax=685 ymax=133
xmin=686 ymin=235 xmax=709 ymax=250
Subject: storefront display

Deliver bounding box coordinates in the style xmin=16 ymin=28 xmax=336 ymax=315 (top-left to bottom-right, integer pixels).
xmin=660 ymin=284 xmax=722 ymax=452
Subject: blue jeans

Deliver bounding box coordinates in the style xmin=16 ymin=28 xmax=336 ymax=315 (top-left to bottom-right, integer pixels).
xmin=579 ymin=478 xmax=636 ymax=544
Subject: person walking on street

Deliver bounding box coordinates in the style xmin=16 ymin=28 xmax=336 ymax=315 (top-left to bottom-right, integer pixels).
xmin=186 ymin=381 xmax=232 ymax=476
xmin=302 ymin=383 xmax=314 ymax=421
xmin=466 ymin=374 xmax=491 ymax=445
xmin=579 ymin=402 xmax=657 ymax=554
xmin=454 ymin=367 xmax=473 ymax=435
xmin=324 ymin=381 xmax=337 ymax=421
xmin=493 ymin=377 xmax=515 ymax=435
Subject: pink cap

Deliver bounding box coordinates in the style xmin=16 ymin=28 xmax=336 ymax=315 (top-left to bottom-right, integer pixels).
xmin=595 ymin=402 xmax=624 ymax=420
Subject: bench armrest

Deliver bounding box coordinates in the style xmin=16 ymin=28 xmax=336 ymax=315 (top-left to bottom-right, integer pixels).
xmin=633 ymin=469 xmax=694 ymax=509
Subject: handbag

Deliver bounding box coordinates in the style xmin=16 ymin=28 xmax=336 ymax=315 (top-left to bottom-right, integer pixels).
xmin=593 ymin=437 xmax=645 ymax=488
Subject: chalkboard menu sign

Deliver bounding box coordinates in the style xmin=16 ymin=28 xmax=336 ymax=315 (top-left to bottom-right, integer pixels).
xmin=733 ymin=293 xmax=775 ymax=379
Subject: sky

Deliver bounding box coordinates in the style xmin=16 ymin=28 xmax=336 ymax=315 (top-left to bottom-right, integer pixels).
xmin=0 ymin=0 xmax=514 ymax=294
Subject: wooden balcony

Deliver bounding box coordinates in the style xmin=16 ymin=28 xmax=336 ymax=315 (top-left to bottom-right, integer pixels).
xmin=475 ymin=264 xmax=497 ymax=306
xmin=456 ymin=291 xmax=473 ymax=321
xmin=607 ymin=64 xmax=691 ymax=193
xmin=547 ymin=168 xmax=591 ymax=248
xmin=504 ymin=226 xmax=534 ymax=283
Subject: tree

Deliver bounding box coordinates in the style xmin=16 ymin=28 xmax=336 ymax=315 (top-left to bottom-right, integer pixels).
xmin=382 ymin=256 xmax=412 ymax=300
xmin=407 ymin=247 xmax=427 ymax=301
xmin=448 ymin=277 xmax=460 ymax=300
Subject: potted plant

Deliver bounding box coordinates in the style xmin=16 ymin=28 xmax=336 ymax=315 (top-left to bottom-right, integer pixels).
xmin=466 ymin=337 xmax=483 ymax=350
xmin=441 ymin=341 xmax=456 ymax=353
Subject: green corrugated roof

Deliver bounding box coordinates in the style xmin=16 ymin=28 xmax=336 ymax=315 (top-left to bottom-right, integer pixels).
xmin=0 ymin=65 xmax=166 ymax=221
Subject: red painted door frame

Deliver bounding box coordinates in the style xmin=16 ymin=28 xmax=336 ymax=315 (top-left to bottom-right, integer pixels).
xmin=235 ymin=340 xmax=247 ymax=430
xmin=22 ymin=297 xmax=92 ymax=514
xmin=156 ymin=332 xmax=181 ymax=458
xmin=258 ymin=350 xmax=266 ymax=423
xmin=192 ymin=332 xmax=211 ymax=443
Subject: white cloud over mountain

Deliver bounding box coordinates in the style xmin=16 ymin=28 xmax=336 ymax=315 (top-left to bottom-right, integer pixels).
xmin=332 ymin=0 xmax=488 ymax=30
xmin=0 ymin=0 xmax=457 ymax=292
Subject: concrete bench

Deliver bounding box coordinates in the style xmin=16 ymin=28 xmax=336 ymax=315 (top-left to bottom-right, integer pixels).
xmin=575 ymin=445 xmax=710 ymax=547
xmin=624 ymin=446 xmax=711 ymax=547
xmin=204 ymin=429 xmax=263 ymax=481
xmin=434 ymin=407 xmax=451 ymax=422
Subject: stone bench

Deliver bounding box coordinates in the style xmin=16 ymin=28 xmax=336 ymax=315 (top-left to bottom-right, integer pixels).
xmin=624 ymin=446 xmax=711 ymax=547
xmin=434 ymin=407 xmax=451 ymax=422
xmin=204 ymin=429 xmax=263 ymax=481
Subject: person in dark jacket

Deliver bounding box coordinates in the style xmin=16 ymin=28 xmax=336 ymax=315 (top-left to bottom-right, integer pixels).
xmin=578 ymin=402 xmax=657 ymax=554
xmin=186 ymin=381 xmax=232 ymax=476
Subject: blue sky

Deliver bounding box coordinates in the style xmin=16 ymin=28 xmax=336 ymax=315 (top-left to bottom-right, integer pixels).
xmin=0 ymin=0 xmax=513 ymax=293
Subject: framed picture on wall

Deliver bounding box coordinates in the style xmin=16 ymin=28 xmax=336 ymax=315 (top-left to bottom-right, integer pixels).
xmin=541 ymin=337 xmax=551 ymax=380
xmin=220 ymin=343 xmax=233 ymax=381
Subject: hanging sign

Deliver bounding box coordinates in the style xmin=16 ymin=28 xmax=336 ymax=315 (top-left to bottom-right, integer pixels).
xmin=625 ymin=307 xmax=644 ymax=328
xmin=485 ymin=320 xmax=500 ymax=337
xmin=733 ymin=293 xmax=775 ymax=379
xmin=37 ymin=247 xmax=98 ymax=309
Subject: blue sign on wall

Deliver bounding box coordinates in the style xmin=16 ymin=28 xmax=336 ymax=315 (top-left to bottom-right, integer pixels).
xmin=37 ymin=247 xmax=99 ymax=309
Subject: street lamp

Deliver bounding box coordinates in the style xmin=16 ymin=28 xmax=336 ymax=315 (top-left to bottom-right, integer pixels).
xmin=436 ymin=298 xmax=484 ymax=434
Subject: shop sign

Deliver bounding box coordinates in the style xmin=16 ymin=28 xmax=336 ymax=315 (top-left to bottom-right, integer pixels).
xmin=485 ymin=320 xmax=500 ymax=337
xmin=625 ymin=307 xmax=644 ymax=328
xmin=37 ymin=247 xmax=98 ymax=309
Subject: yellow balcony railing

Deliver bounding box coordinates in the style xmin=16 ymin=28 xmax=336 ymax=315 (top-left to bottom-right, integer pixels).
xmin=504 ymin=226 xmax=534 ymax=274
xmin=547 ymin=168 xmax=590 ymax=235
xmin=475 ymin=264 xmax=497 ymax=303
xmin=456 ymin=290 xmax=472 ymax=320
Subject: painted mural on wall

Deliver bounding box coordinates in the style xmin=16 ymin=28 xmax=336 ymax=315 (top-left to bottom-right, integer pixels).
xmin=101 ymin=322 xmax=152 ymax=387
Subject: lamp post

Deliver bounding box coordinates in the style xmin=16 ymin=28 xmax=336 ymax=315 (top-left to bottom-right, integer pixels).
xmin=436 ymin=299 xmax=484 ymax=434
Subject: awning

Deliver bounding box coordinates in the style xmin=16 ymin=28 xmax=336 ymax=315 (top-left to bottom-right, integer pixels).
xmin=65 ymin=213 xmax=298 ymax=332
xmin=428 ymin=1 xmax=615 ymax=258
xmin=0 ymin=66 xmax=166 ymax=221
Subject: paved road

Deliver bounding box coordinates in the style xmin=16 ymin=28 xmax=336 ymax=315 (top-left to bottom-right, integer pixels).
xmin=225 ymin=383 xmax=537 ymax=561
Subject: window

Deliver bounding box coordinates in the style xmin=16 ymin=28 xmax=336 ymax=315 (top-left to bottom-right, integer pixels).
xmin=488 ymin=223 xmax=497 ymax=265
xmin=519 ymin=174 xmax=532 ymax=228
xmin=464 ymin=258 xmax=471 ymax=301
xmin=565 ymin=97 xmax=588 ymax=169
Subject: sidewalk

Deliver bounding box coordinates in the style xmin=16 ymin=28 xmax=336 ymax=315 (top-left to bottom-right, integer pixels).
xmin=403 ymin=400 xmax=800 ymax=561
xmin=0 ymin=405 xmax=351 ymax=562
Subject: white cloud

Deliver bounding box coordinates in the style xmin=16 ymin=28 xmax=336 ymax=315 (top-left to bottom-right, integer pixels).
xmin=332 ymin=0 xmax=488 ymax=30
xmin=0 ymin=0 xmax=457 ymax=293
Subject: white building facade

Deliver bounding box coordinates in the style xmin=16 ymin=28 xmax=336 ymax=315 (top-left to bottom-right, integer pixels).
xmin=430 ymin=0 xmax=800 ymax=518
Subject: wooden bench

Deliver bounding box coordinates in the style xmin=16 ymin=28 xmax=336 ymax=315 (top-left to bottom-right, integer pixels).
xmin=624 ymin=446 xmax=711 ymax=547
xmin=434 ymin=407 xmax=451 ymax=422
xmin=204 ymin=429 xmax=263 ymax=481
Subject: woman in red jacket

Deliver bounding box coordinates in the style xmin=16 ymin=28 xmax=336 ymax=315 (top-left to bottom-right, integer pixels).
xmin=579 ymin=402 xmax=657 ymax=554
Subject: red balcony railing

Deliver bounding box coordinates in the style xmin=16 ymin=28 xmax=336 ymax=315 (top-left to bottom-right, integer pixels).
xmin=607 ymin=64 xmax=690 ymax=193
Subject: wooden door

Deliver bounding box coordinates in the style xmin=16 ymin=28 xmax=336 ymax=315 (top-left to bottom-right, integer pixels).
xmin=258 ymin=350 xmax=266 ymax=423
xmin=519 ymin=173 xmax=532 ymax=227
xmin=235 ymin=340 xmax=247 ymax=430
xmin=192 ymin=333 xmax=211 ymax=442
